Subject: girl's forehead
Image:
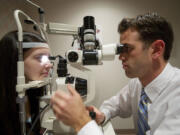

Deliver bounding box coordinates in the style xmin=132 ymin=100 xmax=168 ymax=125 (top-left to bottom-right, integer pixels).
xmin=29 ymin=48 xmax=50 ymax=54
xmin=24 ymin=48 xmax=51 ymax=58
xmin=33 ymin=47 xmax=50 ymax=52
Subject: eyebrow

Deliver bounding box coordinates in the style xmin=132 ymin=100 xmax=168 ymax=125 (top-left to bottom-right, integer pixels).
xmin=35 ymin=53 xmax=50 ymax=56
xmin=122 ymin=43 xmax=135 ymax=49
xmin=123 ymin=43 xmax=133 ymax=47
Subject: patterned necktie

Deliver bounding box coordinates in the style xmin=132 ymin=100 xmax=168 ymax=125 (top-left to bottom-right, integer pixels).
xmin=137 ymin=88 xmax=150 ymax=135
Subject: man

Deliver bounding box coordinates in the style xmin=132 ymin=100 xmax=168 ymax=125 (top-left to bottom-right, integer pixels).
xmin=51 ymin=12 xmax=180 ymax=135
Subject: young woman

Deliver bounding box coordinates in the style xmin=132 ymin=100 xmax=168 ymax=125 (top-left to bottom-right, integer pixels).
xmin=0 ymin=31 xmax=52 ymax=135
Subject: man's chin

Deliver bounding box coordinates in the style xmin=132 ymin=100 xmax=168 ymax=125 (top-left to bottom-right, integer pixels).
xmin=125 ymin=71 xmax=136 ymax=78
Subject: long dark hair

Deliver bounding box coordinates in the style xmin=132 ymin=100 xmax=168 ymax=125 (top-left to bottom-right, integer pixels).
xmin=0 ymin=31 xmax=46 ymax=135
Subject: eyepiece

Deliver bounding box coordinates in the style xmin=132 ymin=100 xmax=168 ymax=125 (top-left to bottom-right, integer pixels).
xmin=84 ymin=16 xmax=95 ymax=30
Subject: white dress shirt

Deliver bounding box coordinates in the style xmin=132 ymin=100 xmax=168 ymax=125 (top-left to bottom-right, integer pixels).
xmin=78 ymin=63 xmax=180 ymax=135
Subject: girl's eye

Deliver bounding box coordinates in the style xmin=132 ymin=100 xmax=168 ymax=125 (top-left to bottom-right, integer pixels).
xmin=35 ymin=55 xmax=50 ymax=65
xmin=35 ymin=56 xmax=42 ymax=61
xmin=41 ymin=55 xmax=49 ymax=64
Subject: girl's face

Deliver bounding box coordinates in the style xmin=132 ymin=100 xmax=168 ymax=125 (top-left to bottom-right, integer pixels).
xmin=24 ymin=47 xmax=52 ymax=81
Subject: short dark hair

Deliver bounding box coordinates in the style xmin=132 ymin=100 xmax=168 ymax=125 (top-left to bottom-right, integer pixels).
xmin=118 ymin=12 xmax=174 ymax=61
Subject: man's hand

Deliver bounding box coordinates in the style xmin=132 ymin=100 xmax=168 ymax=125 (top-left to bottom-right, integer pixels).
xmin=86 ymin=106 xmax=105 ymax=125
xmin=51 ymin=84 xmax=91 ymax=132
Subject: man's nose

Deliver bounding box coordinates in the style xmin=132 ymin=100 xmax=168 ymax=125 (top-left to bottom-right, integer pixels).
xmin=119 ymin=53 xmax=126 ymax=61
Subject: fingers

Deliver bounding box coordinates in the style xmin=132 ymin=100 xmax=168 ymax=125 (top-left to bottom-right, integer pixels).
xmin=53 ymin=107 xmax=69 ymax=125
xmin=86 ymin=106 xmax=95 ymax=112
xmin=51 ymin=90 xmax=69 ymax=114
xmin=50 ymin=86 xmax=90 ymax=130
xmin=53 ymin=103 xmax=62 ymax=118
xmin=86 ymin=105 xmax=100 ymax=113
xmin=51 ymin=91 xmax=70 ymax=123
xmin=67 ymin=84 xmax=78 ymax=96
xmin=85 ymin=105 xmax=105 ymax=124
xmin=51 ymin=85 xmax=80 ymax=111
xmin=52 ymin=89 xmax=70 ymax=102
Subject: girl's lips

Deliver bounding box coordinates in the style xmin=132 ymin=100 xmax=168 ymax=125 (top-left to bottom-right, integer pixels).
xmin=42 ymin=72 xmax=49 ymax=76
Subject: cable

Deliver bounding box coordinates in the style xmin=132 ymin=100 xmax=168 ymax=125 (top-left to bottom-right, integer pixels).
xmin=27 ymin=104 xmax=49 ymax=135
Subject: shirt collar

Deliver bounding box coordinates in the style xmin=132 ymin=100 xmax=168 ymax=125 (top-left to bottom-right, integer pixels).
xmin=141 ymin=63 xmax=174 ymax=102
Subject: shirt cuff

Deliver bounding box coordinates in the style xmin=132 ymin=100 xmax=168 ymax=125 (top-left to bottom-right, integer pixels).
xmin=77 ymin=120 xmax=104 ymax=135
xmin=100 ymin=109 xmax=111 ymax=125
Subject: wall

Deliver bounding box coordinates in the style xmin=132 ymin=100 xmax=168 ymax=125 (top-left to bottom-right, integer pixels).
xmin=0 ymin=0 xmax=36 ymax=38
xmin=0 ymin=0 xmax=180 ymax=129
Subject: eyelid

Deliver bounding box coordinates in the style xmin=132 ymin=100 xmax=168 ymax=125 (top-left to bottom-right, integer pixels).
xmin=35 ymin=54 xmax=49 ymax=58
xmin=34 ymin=56 xmax=42 ymax=61
xmin=123 ymin=44 xmax=134 ymax=53
xmin=34 ymin=54 xmax=50 ymax=63
xmin=123 ymin=43 xmax=133 ymax=48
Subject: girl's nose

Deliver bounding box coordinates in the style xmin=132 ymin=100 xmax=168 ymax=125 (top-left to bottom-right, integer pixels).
xmin=45 ymin=62 xmax=53 ymax=69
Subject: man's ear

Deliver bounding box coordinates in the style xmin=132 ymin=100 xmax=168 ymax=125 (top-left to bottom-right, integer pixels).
xmin=150 ymin=40 xmax=165 ymax=60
